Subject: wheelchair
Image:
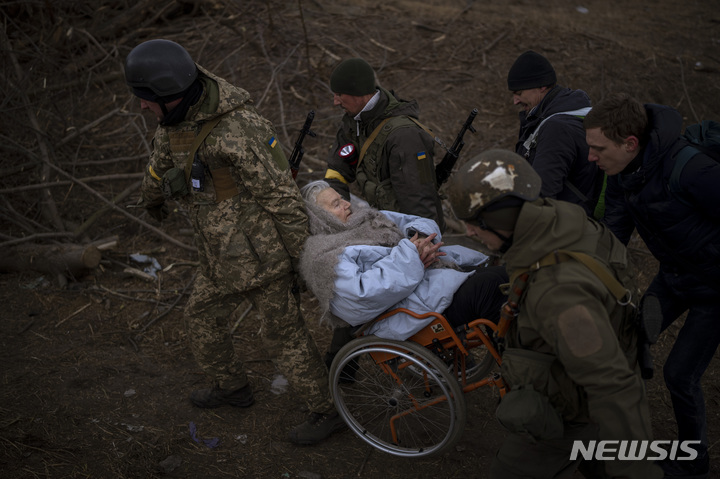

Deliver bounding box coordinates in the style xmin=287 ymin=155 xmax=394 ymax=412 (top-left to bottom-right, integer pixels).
xmin=328 ymin=308 xmax=508 ymax=458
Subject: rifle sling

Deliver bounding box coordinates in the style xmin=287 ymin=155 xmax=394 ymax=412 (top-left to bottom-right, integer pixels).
xmin=183 ymin=116 xmax=224 ymax=180
xmin=357 ymin=116 xmax=435 ymax=168
xmin=358 ymin=118 xmax=392 ymax=168
xmin=184 ymin=114 xmax=240 ymax=203
xmin=509 ymin=249 xmax=630 ymax=304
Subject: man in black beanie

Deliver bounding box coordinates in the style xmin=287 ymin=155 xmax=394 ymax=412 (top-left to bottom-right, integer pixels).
xmin=507 ymin=50 xmax=603 ymax=218
xmin=323 ymin=57 xmax=445 ymax=232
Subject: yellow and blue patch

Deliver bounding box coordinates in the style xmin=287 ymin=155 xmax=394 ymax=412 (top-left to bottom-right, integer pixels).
xmin=417 ymin=151 xmax=427 ymax=160
xmin=268 ymin=137 xmax=278 ymax=148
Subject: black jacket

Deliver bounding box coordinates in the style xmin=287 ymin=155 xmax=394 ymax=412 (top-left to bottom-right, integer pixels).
xmin=516 ymin=86 xmax=602 ymax=216
xmin=604 ymin=104 xmax=720 ymax=283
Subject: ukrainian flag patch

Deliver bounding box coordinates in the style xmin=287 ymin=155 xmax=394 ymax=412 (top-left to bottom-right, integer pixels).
xmin=268 ymin=137 xmax=278 ymax=148
xmin=417 ymin=151 xmax=426 ymax=160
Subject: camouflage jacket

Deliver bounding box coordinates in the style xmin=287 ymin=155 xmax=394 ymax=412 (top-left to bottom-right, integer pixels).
xmin=140 ymin=66 xmax=308 ymax=291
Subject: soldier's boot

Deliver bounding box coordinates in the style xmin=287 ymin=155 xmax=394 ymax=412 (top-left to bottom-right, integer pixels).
xmin=287 ymin=409 xmax=347 ymax=445
xmin=189 ymin=384 xmax=255 ymax=408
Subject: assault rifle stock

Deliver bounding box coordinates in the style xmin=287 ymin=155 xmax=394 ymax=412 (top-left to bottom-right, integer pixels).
xmin=435 ymin=108 xmax=478 ymax=186
xmin=289 ymin=110 xmax=317 ymax=179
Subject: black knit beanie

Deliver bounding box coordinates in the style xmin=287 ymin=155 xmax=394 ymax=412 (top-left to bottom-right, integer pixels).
xmin=507 ymin=51 xmax=557 ymax=91
xmin=330 ymin=58 xmax=376 ymax=96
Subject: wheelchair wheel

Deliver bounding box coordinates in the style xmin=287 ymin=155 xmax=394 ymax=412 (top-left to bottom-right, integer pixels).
xmin=329 ymin=336 xmax=466 ymax=458
xmin=460 ymin=326 xmax=498 ymax=383
xmin=458 ymin=341 xmax=496 ymax=383
xmin=405 ymin=332 xmax=496 ymax=385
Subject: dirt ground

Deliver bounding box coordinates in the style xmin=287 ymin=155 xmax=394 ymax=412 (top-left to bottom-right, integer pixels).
xmin=1 ymin=0 xmax=720 ymax=478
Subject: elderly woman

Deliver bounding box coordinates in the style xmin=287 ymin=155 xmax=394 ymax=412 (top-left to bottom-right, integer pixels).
xmin=299 ymin=180 xmax=507 ymax=342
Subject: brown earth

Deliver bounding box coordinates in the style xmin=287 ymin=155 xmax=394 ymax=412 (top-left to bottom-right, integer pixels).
xmin=1 ymin=1 xmax=719 ymax=478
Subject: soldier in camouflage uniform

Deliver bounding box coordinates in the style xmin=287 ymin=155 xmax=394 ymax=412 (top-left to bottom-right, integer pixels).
xmin=448 ymin=150 xmax=662 ymax=478
xmin=124 ymin=39 xmax=344 ymax=445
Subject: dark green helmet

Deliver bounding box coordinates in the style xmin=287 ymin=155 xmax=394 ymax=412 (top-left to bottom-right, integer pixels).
xmin=447 ymin=149 xmax=541 ymax=221
xmin=124 ymin=39 xmax=197 ymax=99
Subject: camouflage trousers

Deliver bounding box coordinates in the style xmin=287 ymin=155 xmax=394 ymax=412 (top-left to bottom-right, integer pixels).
xmin=184 ymin=271 xmax=333 ymax=414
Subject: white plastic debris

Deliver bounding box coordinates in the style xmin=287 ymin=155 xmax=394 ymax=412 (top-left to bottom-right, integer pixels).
xmin=129 ymin=253 xmax=162 ymax=278
xmin=270 ymin=374 xmax=289 ymax=395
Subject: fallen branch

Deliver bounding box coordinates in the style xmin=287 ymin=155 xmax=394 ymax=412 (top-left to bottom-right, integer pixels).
xmin=134 ymin=272 xmax=197 ymax=340
xmin=0 ymin=232 xmax=75 ymax=248
xmin=57 ymin=107 xmax=122 ymax=147
xmin=369 ymin=37 xmax=397 ymax=53
xmin=44 ymin=161 xmax=196 ymax=252
xmin=481 ymin=31 xmax=507 ymax=66
xmin=0 ymin=242 xmax=102 ymax=278
xmin=1 ymin=25 xmax=64 ymax=231
xmin=73 ymin=180 xmax=141 ymax=237
xmin=0 ymin=173 xmax=144 ymax=194
xmin=677 ymin=56 xmax=700 ymax=124
xmin=56 ymin=302 xmax=93 ymax=328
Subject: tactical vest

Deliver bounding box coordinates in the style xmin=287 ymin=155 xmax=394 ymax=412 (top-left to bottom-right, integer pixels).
xmin=355 ymin=116 xmax=435 ymax=210
xmin=162 ymin=113 xmax=288 ymax=206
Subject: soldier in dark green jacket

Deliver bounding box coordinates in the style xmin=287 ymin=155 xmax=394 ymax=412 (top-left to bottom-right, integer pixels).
xmin=324 ymin=58 xmax=445 ymax=231
xmin=125 ymin=39 xmax=344 ymax=445
xmin=448 ymin=150 xmax=661 ymax=478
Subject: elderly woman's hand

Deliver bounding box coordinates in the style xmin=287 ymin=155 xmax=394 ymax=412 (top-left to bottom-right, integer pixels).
xmin=410 ymin=232 xmax=446 ymax=268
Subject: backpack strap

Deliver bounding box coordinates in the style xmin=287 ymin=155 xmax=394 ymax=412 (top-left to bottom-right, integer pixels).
xmin=183 ymin=115 xmax=224 ymax=181
xmin=510 ymin=249 xmax=632 ymax=305
xmin=522 ymin=107 xmax=592 ymax=156
xmin=669 ymin=144 xmax=699 ymax=197
xmin=357 ymin=116 xmax=435 ymax=167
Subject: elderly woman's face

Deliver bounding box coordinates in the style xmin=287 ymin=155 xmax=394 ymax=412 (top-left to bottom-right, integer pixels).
xmin=316 ymin=187 xmax=352 ymax=223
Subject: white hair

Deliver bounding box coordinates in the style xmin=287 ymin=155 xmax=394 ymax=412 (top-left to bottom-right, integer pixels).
xmin=300 ymin=180 xmax=331 ymax=205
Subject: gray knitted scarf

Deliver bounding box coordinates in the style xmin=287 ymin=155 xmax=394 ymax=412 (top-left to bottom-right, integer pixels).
xmin=300 ymin=201 xmax=405 ymax=328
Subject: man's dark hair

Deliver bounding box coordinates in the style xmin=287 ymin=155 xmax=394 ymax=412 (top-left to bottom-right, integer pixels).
xmin=584 ymin=93 xmax=650 ymax=146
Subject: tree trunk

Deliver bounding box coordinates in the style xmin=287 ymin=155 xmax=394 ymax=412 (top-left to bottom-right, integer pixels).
xmin=0 ymin=243 xmax=102 ymax=278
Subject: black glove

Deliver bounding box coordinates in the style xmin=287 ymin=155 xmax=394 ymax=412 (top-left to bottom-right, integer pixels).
xmin=146 ymin=203 xmax=169 ymax=222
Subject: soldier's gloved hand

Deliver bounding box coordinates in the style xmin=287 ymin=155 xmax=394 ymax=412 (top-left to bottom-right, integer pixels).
xmin=146 ymin=203 xmax=169 ymax=222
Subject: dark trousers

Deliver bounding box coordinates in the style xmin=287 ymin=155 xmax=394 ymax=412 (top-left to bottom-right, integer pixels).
xmin=443 ymin=264 xmax=508 ymax=328
xmin=647 ymin=266 xmax=720 ymax=457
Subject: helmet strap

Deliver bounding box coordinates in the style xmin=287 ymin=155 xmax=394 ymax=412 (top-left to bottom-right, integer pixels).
xmin=158 ymin=101 xmax=169 ymax=117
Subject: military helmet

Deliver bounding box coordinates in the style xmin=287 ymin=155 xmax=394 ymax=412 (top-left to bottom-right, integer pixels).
xmin=124 ymin=39 xmax=198 ymax=99
xmin=447 ymin=149 xmax=541 ymax=221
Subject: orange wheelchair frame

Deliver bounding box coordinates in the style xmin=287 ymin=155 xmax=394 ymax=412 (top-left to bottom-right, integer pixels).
xmin=328 ymin=307 xmax=511 ymax=458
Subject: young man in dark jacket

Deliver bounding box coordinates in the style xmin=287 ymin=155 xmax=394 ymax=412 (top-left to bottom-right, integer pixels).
xmin=508 ymin=50 xmax=603 ymax=217
xmin=323 ymin=57 xmax=445 ymax=231
xmin=585 ymin=93 xmax=720 ymax=479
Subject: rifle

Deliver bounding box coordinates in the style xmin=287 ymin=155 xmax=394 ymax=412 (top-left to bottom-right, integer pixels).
xmin=288 ymin=110 xmax=317 ymax=179
xmin=434 ymin=108 xmax=478 ymax=186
